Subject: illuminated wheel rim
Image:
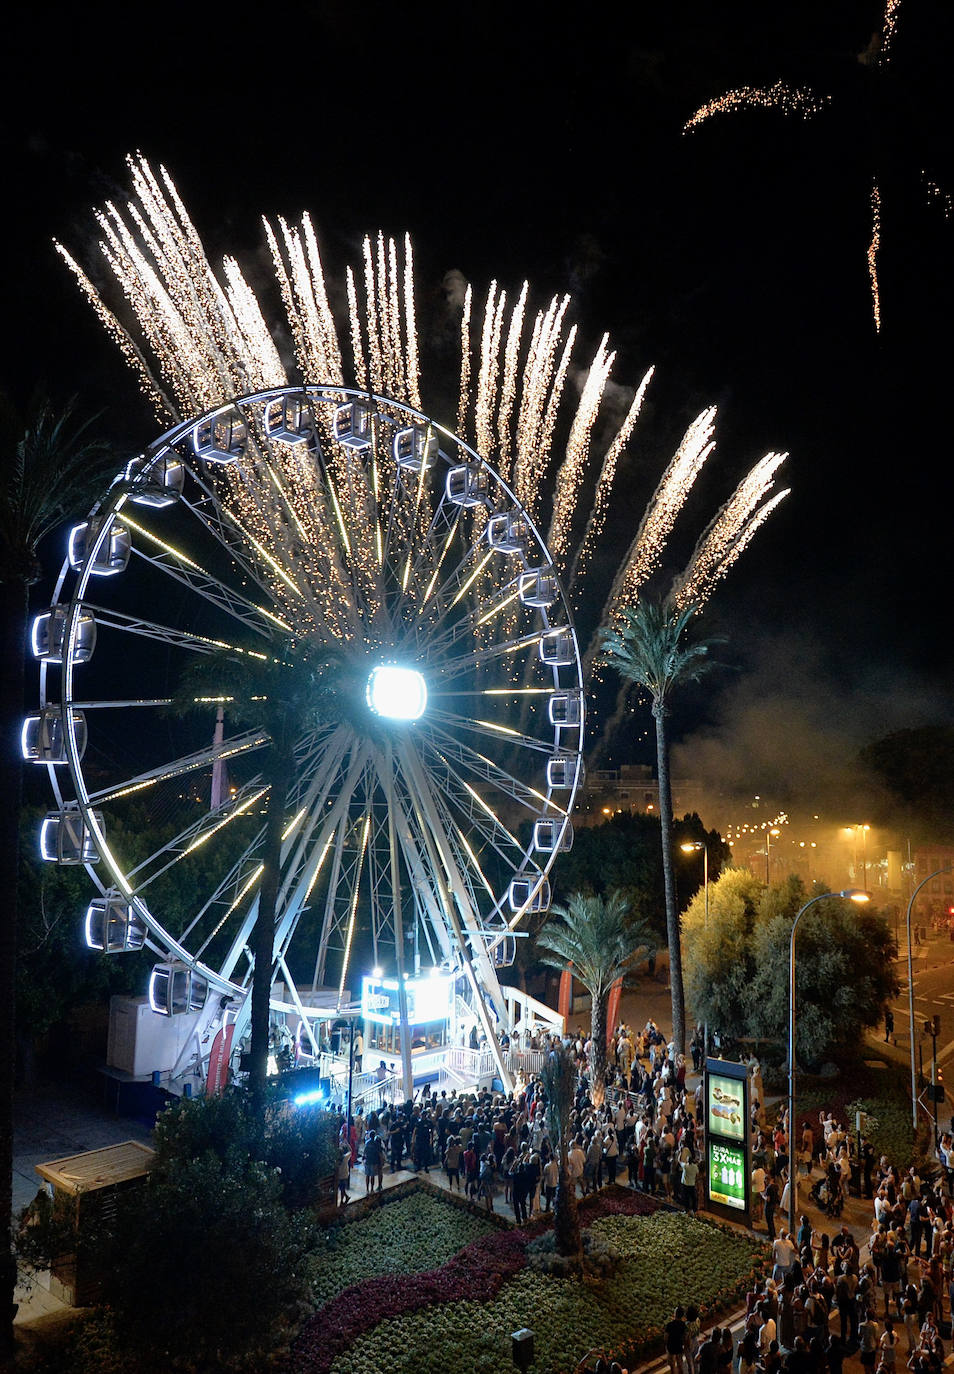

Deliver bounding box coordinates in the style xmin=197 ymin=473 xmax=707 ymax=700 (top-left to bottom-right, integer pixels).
xmin=31 ymin=386 xmax=584 ymax=1049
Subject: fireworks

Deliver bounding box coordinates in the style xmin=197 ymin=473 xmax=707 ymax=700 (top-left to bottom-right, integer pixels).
xmin=59 ymin=154 xmax=788 ymax=723
xmin=682 ymin=0 xmax=931 ymax=331
xmin=683 ymin=82 xmax=829 ymax=132
xmin=868 ymin=182 xmax=882 ymax=334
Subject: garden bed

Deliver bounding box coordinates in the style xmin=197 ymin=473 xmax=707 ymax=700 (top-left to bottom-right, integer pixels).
xmin=292 ymin=1184 xmax=768 ymax=1374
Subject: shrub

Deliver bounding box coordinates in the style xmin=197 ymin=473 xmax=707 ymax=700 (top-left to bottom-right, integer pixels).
xmin=152 ymin=1087 xmax=339 ymax=1209
xmin=105 ymin=1150 xmax=317 ymax=1370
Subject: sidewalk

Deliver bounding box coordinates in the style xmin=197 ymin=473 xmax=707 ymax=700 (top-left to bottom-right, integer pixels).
xmin=12 ymin=1075 xmax=154 ymax=1328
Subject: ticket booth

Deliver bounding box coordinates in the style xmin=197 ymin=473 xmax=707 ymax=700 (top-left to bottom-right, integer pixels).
xmin=361 ymin=971 xmax=455 ymax=1085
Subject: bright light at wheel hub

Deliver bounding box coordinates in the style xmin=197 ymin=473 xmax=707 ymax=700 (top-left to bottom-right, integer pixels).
xmin=366 ymin=665 xmax=427 ymax=721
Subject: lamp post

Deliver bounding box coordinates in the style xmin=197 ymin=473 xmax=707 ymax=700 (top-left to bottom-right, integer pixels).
xmin=681 ymin=841 xmax=709 ymax=924
xmin=764 ymin=827 xmax=780 ymax=884
xmin=906 ymin=866 xmax=952 ymax=1131
xmin=788 ymin=888 xmax=869 ymax=1235
xmin=681 ymin=841 xmax=709 ymax=1056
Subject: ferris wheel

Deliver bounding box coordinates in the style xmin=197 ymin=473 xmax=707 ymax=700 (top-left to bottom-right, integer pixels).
xmin=24 ymin=385 xmax=584 ymax=1087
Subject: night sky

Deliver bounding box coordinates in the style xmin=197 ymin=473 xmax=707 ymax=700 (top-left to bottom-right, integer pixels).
xmin=3 ymin=1 xmax=951 ymax=820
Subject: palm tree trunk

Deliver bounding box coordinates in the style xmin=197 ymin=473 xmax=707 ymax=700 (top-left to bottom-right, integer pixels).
xmin=0 ymin=578 xmax=27 ymax=1351
xmin=654 ymin=704 xmax=685 ymax=1055
xmin=553 ymin=1159 xmax=582 ymax=1260
xmin=248 ymin=744 xmax=292 ymax=1106
xmin=589 ymin=986 xmax=609 ymax=1107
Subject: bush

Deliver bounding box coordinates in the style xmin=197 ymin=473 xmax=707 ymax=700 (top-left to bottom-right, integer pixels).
xmin=152 ymin=1088 xmax=339 ymax=1209
xmin=105 ymin=1150 xmax=316 ymax=1370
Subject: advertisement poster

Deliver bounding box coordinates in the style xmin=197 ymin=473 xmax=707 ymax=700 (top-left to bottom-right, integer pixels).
xmin=708 ymin=1138 xmax=746 ymax=1210
xmin=707 ymin=1072 xmax=745 ymax=1141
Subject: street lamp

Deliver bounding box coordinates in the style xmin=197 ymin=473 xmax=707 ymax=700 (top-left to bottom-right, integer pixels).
xmin=905 ymin=866 xmax=952 ymax=1130
xmin=681 ymin=841 xmax=709 ymax=1057
xmin=788 ymin=888 xmax=869 ymax=1235
xmin=765 ymin=827 xmax=780 ymax=884
xmin=681 ymin=841 xmax=709 ymax=925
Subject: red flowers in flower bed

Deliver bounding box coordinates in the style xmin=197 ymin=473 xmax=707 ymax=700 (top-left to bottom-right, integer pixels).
xmin=290 ymin=1184 xmax=663 ymax=1374
xmin=291 ymin=1228 xmax=528 ymax=1373
xmin=579 ymin=1188 xmax=661 ymax=1222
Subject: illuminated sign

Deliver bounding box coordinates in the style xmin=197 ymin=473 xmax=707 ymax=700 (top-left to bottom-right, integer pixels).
xmin=361 ymin=974 xmax=453 ymax=1025
xmin=708 ymin=1138 xmax=746 ymax=1210
xmin=708 ymin=1072 xmax=745 ymax=1141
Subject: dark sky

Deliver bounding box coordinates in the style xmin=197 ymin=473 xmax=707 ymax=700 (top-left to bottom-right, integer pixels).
xmin=2 ymin=1 xmax=951 ymax=815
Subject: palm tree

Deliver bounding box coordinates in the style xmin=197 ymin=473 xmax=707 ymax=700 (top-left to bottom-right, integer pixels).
xmin=539 ymin=1041 xmax=581 ymax=1260
xmin=601 ymin=597 xmax=720 ymax=1056
xmin=0 ymin=396 xmax=115 ymax=1352
xmin=174 ymin=641 xmax=345 ymax=1102
xmin=535 ymin=891 xmax=653 ymax=1105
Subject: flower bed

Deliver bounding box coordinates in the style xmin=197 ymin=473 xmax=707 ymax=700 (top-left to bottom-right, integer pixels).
xmin=292 ymin=1183 xmax=766 ymax=1374
xmin=320 ymin=1210 xmax=766 ymax=1374
xmin=309 ymin=1187 xmax=498 ymax=1306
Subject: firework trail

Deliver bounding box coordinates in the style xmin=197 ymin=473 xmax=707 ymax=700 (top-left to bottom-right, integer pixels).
xmin=457 ymin=283 xmax=473 ymax=440
xmin=60 ymin=154 xmax=788 ymax=731
xmin=594 ymin=405 xmax=718 ymax=641
xmin=683 ymin=82 xmax=830 ymax=131
xmin=671 ymin=452 xmax=790 ymax=611
xmin=495 ymin=282 xmax=528 ymax=482
xmin=681 ymin=0 xmax=930 ymax=331
xmin=868 ymin=183 xmax=882 ymax=333
xmin=568 ymin=365 xmax=654 ymax=594
xmin=545 ymin=336 xmax=614 ymax=567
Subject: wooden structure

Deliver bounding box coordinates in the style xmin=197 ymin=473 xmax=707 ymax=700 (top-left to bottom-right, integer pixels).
xmin=35 ymin=1140 xmax=154 ymax=1305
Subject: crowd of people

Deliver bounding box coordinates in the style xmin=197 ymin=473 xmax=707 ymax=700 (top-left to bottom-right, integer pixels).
xmin=330 ymin=1019 xmax=706 ymax=1219
xmin=330 ymin=1016 xmax=954 ymax=1374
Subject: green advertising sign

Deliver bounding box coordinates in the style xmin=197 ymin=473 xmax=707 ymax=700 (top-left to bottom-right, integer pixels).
xmin=708 ymin=1138 xmax=746 ymax=1210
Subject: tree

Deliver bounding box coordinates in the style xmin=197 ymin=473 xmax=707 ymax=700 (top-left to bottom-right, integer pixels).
xmin=601 ymin=598 xmax=721 ymax=1055
xmin=535 ymin=891 xmax=654 ymax=1105
xmin=0 ymin=396 xmax=115 ymax=1351
xmin=552 ymin=809 xmax=727 ymax=938
xmin=540 ymin=1042 xmax=581 ymax=1260
xmin=681 ymin=866 xmax=766 ymax=1047
xmin=174 ymin=641 xmax=344 ymax=1102
xmin=748 ymin=882 xmax=899 ymax=1068
xmin=682 ymin=870 xmax=900 ymax=1065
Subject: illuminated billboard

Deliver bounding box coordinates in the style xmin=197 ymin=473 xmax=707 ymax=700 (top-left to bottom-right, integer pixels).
xmin=361 ymin=974 xmax=453 ymax=1025
xmin=707 ymin=1072 xmax=745 ymax=1141
xmin=704 ymin=1056 xmax=750 ymax=1223
xmin=708 ymin=1138 xmax=746 ymax=1210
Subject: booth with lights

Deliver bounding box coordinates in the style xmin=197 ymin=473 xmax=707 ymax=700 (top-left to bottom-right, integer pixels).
xmin=361 ymin=970 xmax=460 ymax=1085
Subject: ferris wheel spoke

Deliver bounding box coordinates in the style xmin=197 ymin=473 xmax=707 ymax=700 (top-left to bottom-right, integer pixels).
xmin=217 ymin=734 xmax=371 ymax=984
xmin=80 ymin=603 xmax=261 ymax=658
xmin=424 ymin=705 xmax=557 ymax=756
xmin=394 ymin=500 xmax=466 ymax=632
xmin=128 ymin=543 xmax=289 ymax=639
xmin=126 ymin=780 xmax=269 ymax=893
xmin=414 ymin=735 xmax=526 ymax=873
xmin=176 ymin=481 xmax=296 ymax=609
xmin=83 ymin=728 xmax=270 ymax=807
xmin=427 ymin=630 xmax=544 ymax=684
xmin=396 ymin=739 xmax=509 ymax=1024
xmin=416 ymin=570 xmax=528 ymax=662
xmin=372 ymin=748 xmax=454 ymax=967
xmin=418 ymin=720 xmax=562 ymax=820
xmin=271 ymin=728 xmax=364 ymax=956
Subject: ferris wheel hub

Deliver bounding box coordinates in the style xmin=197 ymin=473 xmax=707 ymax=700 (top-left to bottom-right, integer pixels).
xmin=365 ymin=664 xmax=428 ymax=721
